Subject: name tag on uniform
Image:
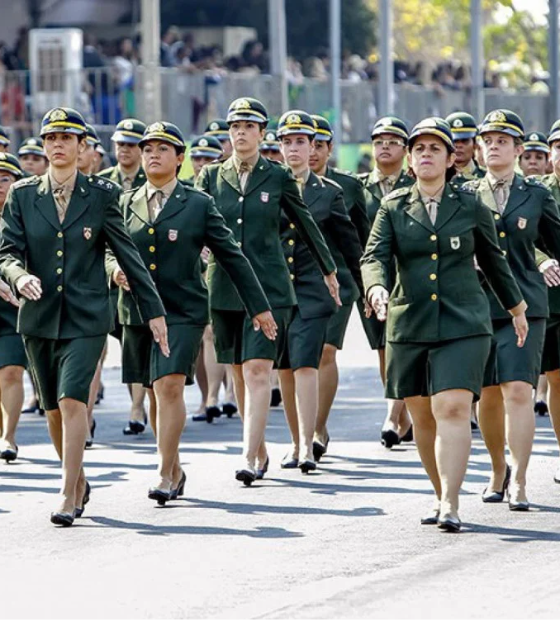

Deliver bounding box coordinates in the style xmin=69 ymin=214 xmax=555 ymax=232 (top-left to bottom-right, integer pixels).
xmin=518 ymin=217 xmax=527 ymax=230
xmin=83 ymin=227 xmax=92 ymax=240
xmin=260 ymin=192 xmax=269 ymax=203
xmin=450 ymin=236 xmax=460 ymax=250
xmin=168 ymin=229 xmax=178 ymax=242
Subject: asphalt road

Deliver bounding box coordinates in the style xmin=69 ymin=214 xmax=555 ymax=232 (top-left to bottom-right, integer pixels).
xmin=2 ymin=363 xmax=560 ymax=619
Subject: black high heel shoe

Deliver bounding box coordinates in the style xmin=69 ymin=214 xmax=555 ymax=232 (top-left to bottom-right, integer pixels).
xmin=534 ymin=400 xmax=549 ymax=416
xmin=399 ymin=425 xmax=414 ymax=443
xmin=280 ymin=453 xmax=299 ymax=469
xmin=148 ymin=486 xmax=172 ymax=506
xmin=482 ymin=465 xmax=511 ymax=503
xmin=222 ymin=402 xmax=238 ymax=418
xmin=270 ymin=387 xmax=282 ymax=407
xmin=75 ymin=481 xmax=91 ymax=518
xmin=50 ymin=511 xmax=75 ymax=527
xmin=312 ymin=433 xmax=330 ymax=462
xmin=381 ymin=429 xmax=400 ymax=449
xmin=299 ymin=459 xmax=317 ymax=474
xmin=256 ymin=456 xmax=269 ymax=480
xmin=0 ymin=444 xmax=18 ymax=463
xmin=437 ymin=514 xmax=462 ymax=533
xmin=420 ymin=508 xmax=440 ymax=525
xmin=205 ymin=405 xmax=222 ymax=424
xmin=235 ymin=468 xmax=257 ymax=486
xmin=123 ymin=412 xmax=147 ymax=436
xmin=170 ymin=471 xmax=187 ymax=500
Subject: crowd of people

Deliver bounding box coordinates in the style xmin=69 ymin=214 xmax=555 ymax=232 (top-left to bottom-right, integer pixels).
xmin=1 ymin=92 xmax=560 ymax=536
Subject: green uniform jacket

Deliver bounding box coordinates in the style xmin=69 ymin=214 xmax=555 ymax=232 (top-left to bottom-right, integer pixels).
xmin=362 ymin=169 xmax=414 ymax=226
xmin=108 ymin=182 xmax=270 ymax=327
xmin=197 ymin=156 xmax=336 ymax=312
xmin=466 ymin=174 xmax=560 ymax=320
xmin=325 ymin=167 xmax=370 ymax=248
xmin=361 ymin=183 xmax=523 ymax=343
xmin=0 ymin=173 xmax=165 ymax=339
xmin=538 ymin=174 xmax=560 ymax=315
xmin=99 ymin=165 xmax=146 ymax=189
xmin=281 ymin=172 xmax=364 ymax=319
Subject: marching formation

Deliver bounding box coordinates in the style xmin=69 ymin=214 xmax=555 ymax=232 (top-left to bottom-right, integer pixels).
xmin=1 ymin=98 xmax=560 ymax=534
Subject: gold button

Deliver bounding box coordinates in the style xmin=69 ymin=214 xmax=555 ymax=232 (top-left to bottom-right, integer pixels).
xmin=430 ymin=234 xmax=437 ymax=241
xmin=57 ymin=285 xmax=63 ymax=292
xmin=149 ymin=264 xmax=156 ymax=271
xmin=431 ymin=293 xmax=438 ymax=301
xmin=499 ymin=231 xmax=506 ymax=238
xmin=238 ymin=197 xmax=244 ymax=203
xmin=148 ymin=228 xmax=155 ymax=235
xmin=289 ymin=239 xmax=295 ymax=246
xmin=237 ymin=241 xmax=242 ymax=247
xmin=290 ymin=274 xmax=295 ymax=280
xmin=57 ymin=232 xmax=63 ymax=238
xmin=431 ymin=253 xmax=438 ymax=260
xmin=57 ymin=250 xmax=63 ymax=257
xmin=290 ymin=223 xmax=296 ymax=230
xmin=56 ymin=268 xmax=62 ymax=275
xmin=502 ymin=250 xmax=507 ymax=256
xmin=430 ymin=274 xmax=437 ymax=281
xmin=288 ymin=257 xmax=294 ymax=263
xmin=237 ymin=218 xmax=243 ymax=224
xmin=149 ymin=246 xmax=155 ymax=253
xmin=494 ymin=214 xmax=500 ymax=220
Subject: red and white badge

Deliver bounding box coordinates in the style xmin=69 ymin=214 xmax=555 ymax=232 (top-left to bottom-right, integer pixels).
xmin=260 ymin=192 xmax=269 ymax=203
xmin=83 ymin=227 xmax=92 ymax=240
xmin=517 ymin=217 xmax=527 ymax=230
xmin=168 ymin=229 xmax=178 ymax=242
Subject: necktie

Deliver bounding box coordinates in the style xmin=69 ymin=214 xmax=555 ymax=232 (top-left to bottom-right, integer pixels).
xmin=379 ymin=176 xmax=395 ymax=196
xmin=494 ymin=179 xmax=508 ymax=214
xmin=53 ymin=187 xmax=68 ymax=223
xmin=148 ymin=190 xmax=164 ymax=222
xmin=122 ymin=176 xmax=133 ymax=191
xmin=426 ymin=198 xmax=438 ymax=225
xmin=238 ymin=161 xmax=252 ymax=192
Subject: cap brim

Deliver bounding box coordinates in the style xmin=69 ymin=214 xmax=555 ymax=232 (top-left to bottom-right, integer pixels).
xmin=277 ymin=128 xmax=315 ymax=138
xmin=371 ymin=127 xmax=408 ymax=141
xmin=409 ymin=128 xmax=454 ymax=151
xmin=41 ymin=125 xmax=85 ymax=136
xmin=227 ymin=113 xmax=268 ymax=125
xmin=548 ymin=130 xmax=560 ymax=144
xmin=18 ymin=148 xmax=46 ymax=157
xmin=260 ymin=144 xmax=281 ymax=152
xmin=313 ymin=134 xmax=332 ymax=142
xmin=479 ymin=124 xmax=522 ymax=138
xmin=206 ymin=131 xmax=230 ymax=140
xmin=523 ymin=144 xmax=550 ymax=153
xmin=112 ymin=131 xmax=142 ymax=144
xmin=139 ymin=134 xmax=185 ymax=149
xmin=0 ymin=137 xmax=10 ymax=146
xmin=190 ymin=148 xmax=222 ymax=158
xmin=452 ymin=131 xmax=477 ymax=140
xmin=0 ymin=163 xmax=22 ymax=177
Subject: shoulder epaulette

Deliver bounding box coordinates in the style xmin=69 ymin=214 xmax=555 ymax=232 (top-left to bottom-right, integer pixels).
xmin=452 ymin=182 xmax=476 ymax=194
xmin=385 ymin=185 xmax=412 ymax=200
xmin=89 ymin=175 xmax=118 ymax=192
xmin=461 ymin=178 xmax=482 ymax=191
xmin=13 ymin=175 xmax=39 ymax=189
xmin=524 ymin=176 xmax=546 ymax=188
xmin=321 ymin=176 xmax=343 ymax=191
xmin=97 ymin=166 xmax=114 ymax=178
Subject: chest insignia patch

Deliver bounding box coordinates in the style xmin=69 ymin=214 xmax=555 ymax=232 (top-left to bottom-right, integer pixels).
xmin=168 ymin=229 xmax=178 ymax=242
xmin=260 ymin=192 xmax=269 ymax=203
xmin=518 ymin=217 xmax=527 ymax=230
xmin=83 ymin=227 xmax=92 ymax=240
xmin=450 ymin=236 xmax=460 ymax=250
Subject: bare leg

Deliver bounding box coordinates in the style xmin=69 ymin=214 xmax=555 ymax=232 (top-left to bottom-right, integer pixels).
xmin=478 ymin=386 xmax=507 ymax=492
xmin=405 ymin=395 xmax=441 ymax=501
xmin=152 ymin=374 xmax=186 ymax=491
xmin=501 ymin=381 xmax=534 ymax=503
xmin=279 ymin=369 xmax=299 ymax=459
xmin=130 ymin=383 xmax=147 ymax=423
xmin=203 ymin=325 xmax=225 ymax=407
xmin=294 ymin=367 xmax=318 ymax=462
xmin=195 ymin=344 xmax=208 ymax=415
xmin=147 ymin=388 xmax=157 ymax=436
xmin=0 ymin=365 xmax=25 ymax=448
xmin=546 ymin=370 xmax=560 ymax=444
xmin=315 ymin=344 xmax=338 ymax=445
xmin=241 ymin=359 xmax=273 ymax=469
xmin=224 ymin=365 xmax=236 ymax=404
xmin=535 ymin=374 xmax=548 ymax=409
xmin=431 ymin=389 xmax=473 ymax=519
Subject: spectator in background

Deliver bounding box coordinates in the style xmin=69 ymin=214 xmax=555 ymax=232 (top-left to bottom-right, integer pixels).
xmin=161 ymin=26 xmax=181 ymax=67
xmin=113 ymin=37 xmax=137 ymax=88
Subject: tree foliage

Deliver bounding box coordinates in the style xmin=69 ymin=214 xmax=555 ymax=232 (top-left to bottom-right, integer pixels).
xmin=160 ymin=0 xmax=377 ymax=59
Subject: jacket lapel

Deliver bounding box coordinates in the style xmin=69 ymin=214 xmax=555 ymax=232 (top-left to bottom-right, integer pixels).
xmin=62 ymin=172 xmax=91 ymax=230
xmin=220 ymin=157 xmax=242 ymax=194
xmin=34 ymin=174 xmax=61 ymax=231
xmin=435 ymin=186 xmax=462 ymax=231
xmin=303 ymin=172 xmax=323 ymax=208
xmin=503 ymin=174 xmax=530 ymax=218
xmin=244 ymin=156 xmax=272 ymax=197
xmin=129 ymin=185 xmax=151 ymax=225
xmin=155 ymin=181 xmax=187 ymax=224
xmin=403 ymin=185 xmax=434 ymax=231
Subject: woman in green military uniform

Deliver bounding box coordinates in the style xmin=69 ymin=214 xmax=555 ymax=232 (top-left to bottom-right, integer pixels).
xmin=197 ymin=97 xmax=338 ymax=486
xmin=445 ymin=112 xmax=485 ymax=184
xmin=308 ymin=114 xmax=371 ymax=461
xmin=363 ymin=117 xmax=527 ymax=531
xmin=361 ymin=116 xmax=414 ymax=450
xmin=276 ymin=110 xmax=363 ymax=472
xmin=109 ymin=121 xmax=275 ymax=503
xmin=466 ymin=110 xmax=560 ymax=511
xmin=18 ymin=138 xmax=49 ymax=177
xmin=0 ymin=154 xmax=27 ymax=463
xmin=0 ymin=107 xmax=168 ymax=527
xmin=535 ymin=120 xmax=560 ymax=482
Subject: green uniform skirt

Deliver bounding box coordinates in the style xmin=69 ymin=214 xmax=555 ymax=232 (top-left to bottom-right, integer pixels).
xmin=541 ymin=315 xmax=560 ymax=373
xmin=483 ymin=318 xmax=546 ymax=388
xmin=23 ymin=335 xmax=106 ymax=410
xmin=386 ymin=335 xmax=492 ymax=400
xmin=211 ymin=307 xmax=291 ymax=365
xmin=357 ymin=299 xmax=386 ymax=350
xmin=325 ymin=303 xmax=353 ymax=350
xmin=279 ymin=308 xmax=331 ymax=370
xmin=122 ymin=323 xmax=205 ymax=388
xmin=0 ymin=334 xmax=27 ymax=370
